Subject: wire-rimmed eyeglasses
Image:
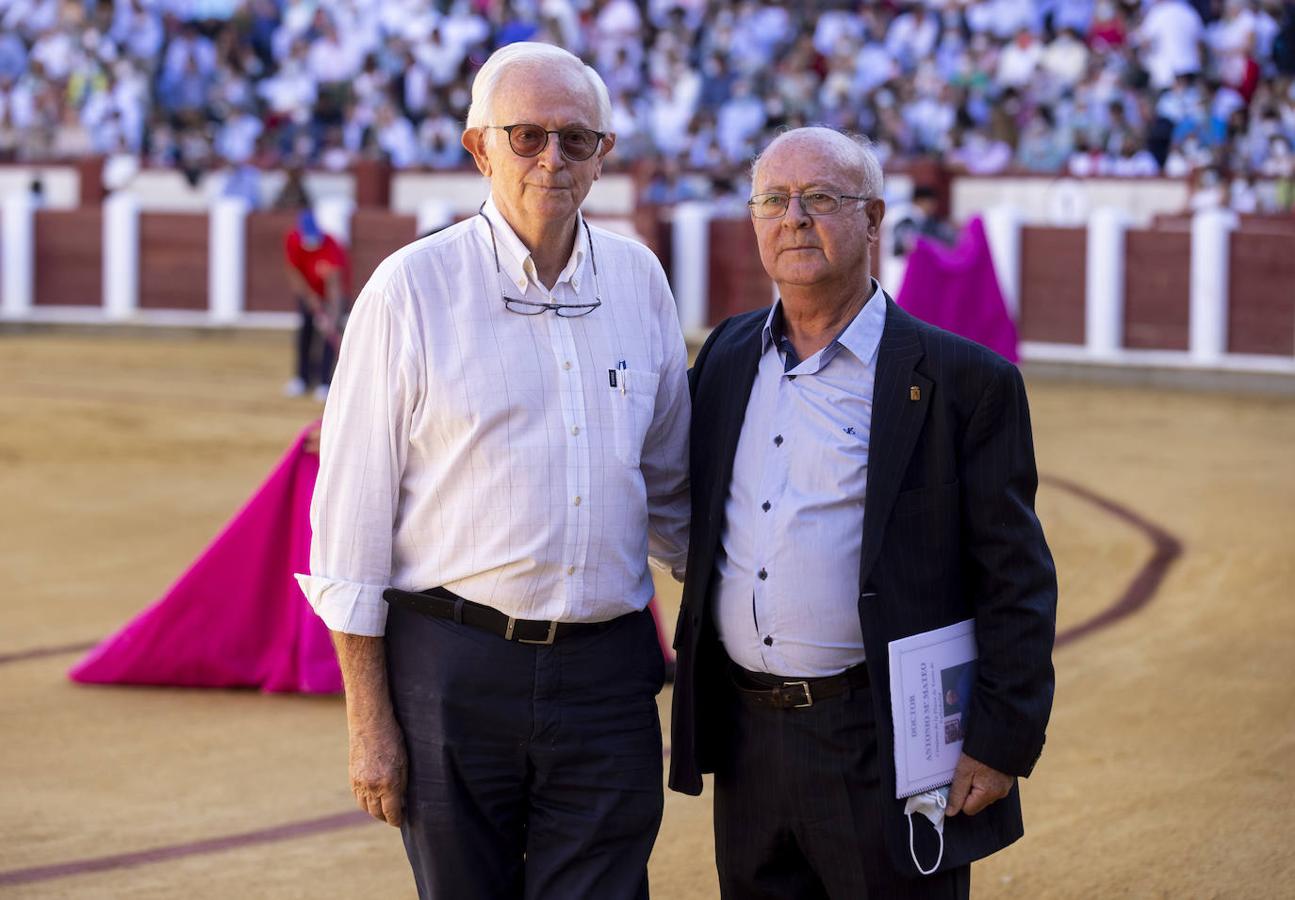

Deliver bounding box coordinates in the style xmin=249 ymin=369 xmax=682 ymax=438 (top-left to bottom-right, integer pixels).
xmin=486 ymin=124 xmax=607 ymax=162
xmin=747 ymin=191 xmax=873 ymax=219
xmin=480 ymin=204 xmax=603 ymax=318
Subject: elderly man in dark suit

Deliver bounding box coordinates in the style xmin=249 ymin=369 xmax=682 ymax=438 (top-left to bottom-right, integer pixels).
xmin=669 ymin=126 xmax=1057 ymax=898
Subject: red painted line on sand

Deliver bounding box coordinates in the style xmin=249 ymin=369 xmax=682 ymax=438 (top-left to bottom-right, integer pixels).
xmin=1043 ymin=475 xmax=1183 ymax=648
xmin=0 ymin=476 xmax=1178 ymax=886
xmin=0 ymin=811 xmax=372 ymax=888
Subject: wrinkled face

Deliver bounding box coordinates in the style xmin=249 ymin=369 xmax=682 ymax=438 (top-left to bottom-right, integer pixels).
xmin=463 ymin=64 xmax=614 ymax=233
xmin=750 ymin=136 xmax=883 ymax=292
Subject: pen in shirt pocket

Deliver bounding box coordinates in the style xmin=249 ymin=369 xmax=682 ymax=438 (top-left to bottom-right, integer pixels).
xmin=616 ymin=360 xmax=627 ymax=394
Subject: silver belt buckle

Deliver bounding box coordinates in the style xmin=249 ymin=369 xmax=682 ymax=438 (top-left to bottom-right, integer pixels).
xmin=505 ymin=617 xmax=558 ymax=645
xmin=789 ymin=680 xmax=814 ymax=708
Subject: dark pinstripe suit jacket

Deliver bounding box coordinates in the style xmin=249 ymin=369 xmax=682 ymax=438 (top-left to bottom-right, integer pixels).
xmin=668 ymin=295 xmax=1057 ymax=876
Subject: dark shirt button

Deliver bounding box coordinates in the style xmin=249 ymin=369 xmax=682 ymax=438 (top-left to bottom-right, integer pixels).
xmin=763 ymin=636 xmax=773 ymax=646
xmin=773 ymin=434 xmax=783 ymax=446
xmin=757 ymin=568 xmax=768 ymax=580
xmin=761 ymin=501 xmax=771 ymax=512
xmin=787 ymin=374 xmax=796 ymax=381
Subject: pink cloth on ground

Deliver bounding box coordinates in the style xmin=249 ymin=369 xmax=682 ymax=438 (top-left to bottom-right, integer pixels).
xmin=70 ymin=423 xmax=676 ymax=693
xmin=70 ymin=423 xmax=342 ymax=693
xmin=894 ymin=215 xmax=1019 ymax=363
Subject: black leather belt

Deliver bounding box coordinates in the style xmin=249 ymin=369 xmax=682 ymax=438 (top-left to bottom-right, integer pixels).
xmin=730 ymin=662 xmax=870 ymax=710
xmin=383 ymin=586 xmax=622 ymax=646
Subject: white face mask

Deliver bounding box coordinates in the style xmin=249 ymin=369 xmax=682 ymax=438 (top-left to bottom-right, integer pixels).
xmin=903 ymin=785 xmax=949 ymax=875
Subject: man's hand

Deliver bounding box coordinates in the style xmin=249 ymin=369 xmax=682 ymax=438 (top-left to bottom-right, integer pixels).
xmin=946 ymin=752 xmax=1014 ymax=817
xmin=331 ymin=632 xmax=406 ymax=827
xmin=347 ymin=715 xmax=407 ymax=827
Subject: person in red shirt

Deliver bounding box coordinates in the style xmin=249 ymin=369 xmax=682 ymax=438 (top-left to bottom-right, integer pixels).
xmin=284 ymin=210 xmax=350 ymax=401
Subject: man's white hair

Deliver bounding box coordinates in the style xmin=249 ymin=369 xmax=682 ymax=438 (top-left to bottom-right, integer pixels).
xmin=465 ymin=42 xmax=613 ymax=132
xmin=751 ymin=127 xmax=884 ymax=198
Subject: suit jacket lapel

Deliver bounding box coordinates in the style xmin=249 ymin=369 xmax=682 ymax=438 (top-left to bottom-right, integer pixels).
xmin=859 ymin=297 xmax=930 ymax=590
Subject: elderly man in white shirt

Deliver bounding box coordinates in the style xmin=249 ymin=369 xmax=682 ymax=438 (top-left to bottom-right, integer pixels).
xmin=297 ymin=42 xmax=689 ymax=900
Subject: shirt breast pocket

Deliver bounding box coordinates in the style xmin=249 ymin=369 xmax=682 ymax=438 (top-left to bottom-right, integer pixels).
xmin=609 ymin=369 xmax=659 ymax=467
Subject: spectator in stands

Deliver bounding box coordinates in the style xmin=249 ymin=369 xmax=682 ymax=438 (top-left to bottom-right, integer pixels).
xmin=997 ymin=28 xmax=1043 ymax=89
xmin=949 ymin=123 xmax=1014 ymax=174
xmin=216 ymin=101 xmax=264 ymax=162
xmin=1041 ymin=27 xmax=1092 ymax=89
xmin=1088 ymin=0 xmax=1129 ymax=51
xmin=418 ymin=100 xmax=465 ymax=169
xmin=886 ymin=2 xmax=939 ymax=73
xmin=1110 ymin=133 xmax=1162 ymax=175
xmin=158 ymin=55 xmax=213 ymax=123
xmin=716 ymin=77 xmax=765 ymax=163
xmin=283 ymin=209 xmax=348 ymax=401
xmin=0 ymin=77 xmax=17 ymax=159
xmin=1018 ymin=107 xmax=1073 ymax=171
xmin=163 ymin=21 xmax=218 ymax=83
xmin=2 ymin=0 xmax=59 ymax=43
xmin=1135 ymin=0 xmax=1206 ymax=89
xmin=0 ymin=27 xmax=27 ymax=81
xmin=372 ymin=102 xmax=419 ymax=168
xmin=1 ymin=0 xmax=1292 ymax=194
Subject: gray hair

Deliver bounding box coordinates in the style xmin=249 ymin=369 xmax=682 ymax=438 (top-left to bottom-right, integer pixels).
xmin=465 ymin=42 xmax=613 ymax=132
xmin=751 ymin=127 xmax=884 ymax=198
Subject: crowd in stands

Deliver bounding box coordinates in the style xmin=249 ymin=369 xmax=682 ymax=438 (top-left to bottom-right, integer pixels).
xmin=1 ymin=0 xmax=1293 ymax=210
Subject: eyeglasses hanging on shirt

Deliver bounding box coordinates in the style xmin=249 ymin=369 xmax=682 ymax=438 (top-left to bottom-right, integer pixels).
xmin=480 ymin=203 xmax=604 ymax=318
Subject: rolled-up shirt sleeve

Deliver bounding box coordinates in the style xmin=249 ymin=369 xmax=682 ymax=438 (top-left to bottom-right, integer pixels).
xmin=294 ymin=263 xmax=420 ymax=636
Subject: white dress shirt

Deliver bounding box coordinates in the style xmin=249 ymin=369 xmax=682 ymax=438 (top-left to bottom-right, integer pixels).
xmin=297 ymin=198 xmax=690 ymax=636
xmin=714 ymin=281 xmax=885 ymax=678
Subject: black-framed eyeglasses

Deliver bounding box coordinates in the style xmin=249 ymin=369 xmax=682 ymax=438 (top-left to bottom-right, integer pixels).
xmin=487 ymin=123 xmax=607 ymax=161
xmin=479 ymin=204 xmax=603 ymax=318
xmin=747 ymin=191 xmax=873 ymax=219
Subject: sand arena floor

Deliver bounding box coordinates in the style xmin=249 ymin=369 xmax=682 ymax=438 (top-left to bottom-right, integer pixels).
xmin=1 ymin=330 xmax=1293 ymax=899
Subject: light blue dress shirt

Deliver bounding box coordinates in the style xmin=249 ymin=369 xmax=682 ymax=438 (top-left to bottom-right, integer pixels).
xmin=714 ymin=280 xmax=886 ymax=678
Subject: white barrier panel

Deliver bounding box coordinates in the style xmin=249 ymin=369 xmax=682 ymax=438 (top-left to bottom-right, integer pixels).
xmin=878 ymin=210 xmax=907 ymax=297
xmin=983 ymin=205 xmax=1021 ymax=319
xmin=209 ymin=197 xmax=248 ymax=324
xmin=103 ymin=193 xmax=139 ymax=320
xmin=671 ymin=203 xmax=710 ymax=336
xmin=315 ymin=196 xmax=354 ymax=245
xmin=1189 ymin=207 xmax=1238 ymax=363
xmin=1085 ymin=207 xmax=1129 ymax=357
xmin=1 ymin=192 xmax=34 ymax=317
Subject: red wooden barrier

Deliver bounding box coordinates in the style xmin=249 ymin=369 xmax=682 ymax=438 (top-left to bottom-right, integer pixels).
xmin=707 ymin=217 xmax=771 ymax=325
xmin=138 ymin=212 xmax=207 ymax=310
xmin=1124 ymin=230 xmax=1190 ymax=350
xmin=350 ymin=210 xmax=418 ymax=291
xmin=244 ymin=212 xmax=299 ymax=313
xmin=33 ymin=209 xmax=102 ymax=306
xmin=1228 ymin=230 xmax=1295 ymax=356
xmin=1019 ymin=226 xmax=1086 ymax=344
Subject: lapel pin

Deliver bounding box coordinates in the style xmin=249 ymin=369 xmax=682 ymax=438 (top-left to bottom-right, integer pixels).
xmin=909 ymin=386 xmax=921 ymax=401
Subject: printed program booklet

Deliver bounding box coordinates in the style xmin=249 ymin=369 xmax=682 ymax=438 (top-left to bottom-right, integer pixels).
xmin=887 ymin=619 xmax=978 ymax=798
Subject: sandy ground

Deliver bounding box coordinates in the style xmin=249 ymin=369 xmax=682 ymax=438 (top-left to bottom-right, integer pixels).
xmin=1 ymin=330 xmax=1293 ymax=899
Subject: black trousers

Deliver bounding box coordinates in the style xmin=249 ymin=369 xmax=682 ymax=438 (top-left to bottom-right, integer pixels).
xmin=713 ymin=670 xmax=970 ymax=900
xmin=385 ymin=602 xmax=666 ymax=900
xmin=295 ymin=299 xmax=335 ymax=387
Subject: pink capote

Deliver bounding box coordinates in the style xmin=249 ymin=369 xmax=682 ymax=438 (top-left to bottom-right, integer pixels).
xmin=70 ymin=423 xmax=676 ymax=693
xmin=894 ymin=215 xmax=1019 ymax=363
xmin=70 ymin=423 xmax=342 ymax=693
